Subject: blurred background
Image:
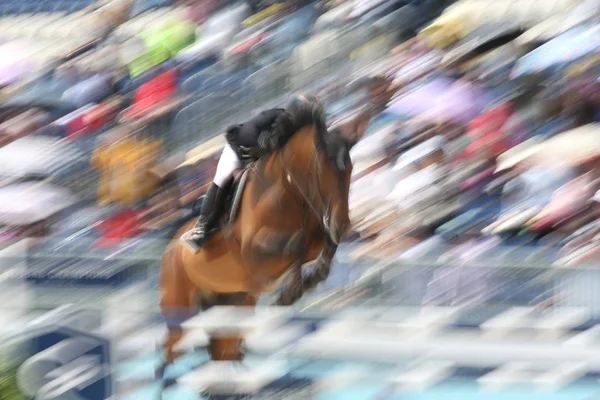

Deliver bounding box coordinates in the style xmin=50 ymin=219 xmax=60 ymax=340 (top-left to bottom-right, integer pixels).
xmin=0 ymin=0 xmax=600 ymax=398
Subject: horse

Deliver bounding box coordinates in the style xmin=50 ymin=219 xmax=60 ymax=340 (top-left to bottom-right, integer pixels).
xmin=157 ymin=97 xmax=373 ymax=384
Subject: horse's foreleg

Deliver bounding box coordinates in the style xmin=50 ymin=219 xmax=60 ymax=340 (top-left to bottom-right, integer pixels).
xmin=301 ymin=238 xmax=338 ymax=293
xmin=276 ymin=233 xmax=308 ymax=306
xmin=251 ymin=229 xmax=307 ymax=306
xmin=301 ymin=257 xmax=332 ymax=292
xmin=275 ymin=262 xmax=304 ymax=306
xmin=274 ymin=238 xmax=338 ymax=306
xmin=252 ymin=228 xmax=305 ymax=256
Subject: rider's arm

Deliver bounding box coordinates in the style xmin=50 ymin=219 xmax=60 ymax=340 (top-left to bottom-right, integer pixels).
xmin=251 ymin=109 xmax=286 ymax=131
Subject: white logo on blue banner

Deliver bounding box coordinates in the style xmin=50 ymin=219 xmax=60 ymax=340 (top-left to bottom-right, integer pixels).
xmin=16 ymin=324 xmax=113 ymax=400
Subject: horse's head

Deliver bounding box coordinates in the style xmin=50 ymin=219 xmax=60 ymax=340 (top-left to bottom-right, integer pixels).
xmin=282 ymin=94 xmax=372 ymax=244
xmin=320 ymin=106 xmax=372 ymax=242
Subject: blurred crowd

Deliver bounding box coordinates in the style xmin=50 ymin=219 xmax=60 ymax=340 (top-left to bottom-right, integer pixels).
xmin=348 ymin=3 xmax=600 ymax=270
xmin=0 ymin=0 xmax=598 ymax=278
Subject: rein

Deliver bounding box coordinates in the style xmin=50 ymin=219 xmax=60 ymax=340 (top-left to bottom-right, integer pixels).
xmin=277 ymin=135 xmax=334 ymax=241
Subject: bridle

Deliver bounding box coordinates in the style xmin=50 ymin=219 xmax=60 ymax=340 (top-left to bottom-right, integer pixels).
xmin=278 ymin=139 xmax=338 ymax=243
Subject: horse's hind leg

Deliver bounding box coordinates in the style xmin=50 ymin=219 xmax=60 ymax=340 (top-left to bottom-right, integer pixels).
xmin=157 ymin=249 xmax=198 ymax=381
xmin=208 ymin=293 xmax=257 ymax=362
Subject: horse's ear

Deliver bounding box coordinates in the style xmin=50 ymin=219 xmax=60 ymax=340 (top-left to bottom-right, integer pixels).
xmin=354 ymin=106 xmax=373 ymax=143
xmin=333 ymin=106 xmax=373 ymax=147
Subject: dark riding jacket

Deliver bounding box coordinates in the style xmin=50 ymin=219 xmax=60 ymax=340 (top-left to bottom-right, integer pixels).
xmin=225 ymin=108 xmax=295 ymax=164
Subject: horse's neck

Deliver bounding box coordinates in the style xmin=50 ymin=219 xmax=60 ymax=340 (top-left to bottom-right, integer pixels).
xmin=252 ymin=126 xmax=319 ymax=210
xmin=279 ymin=126 xmax=318 ymax=171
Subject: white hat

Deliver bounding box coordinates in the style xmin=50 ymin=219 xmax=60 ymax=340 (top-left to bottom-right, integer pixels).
xmin=495 ymin=136 xmax=543 ymax=173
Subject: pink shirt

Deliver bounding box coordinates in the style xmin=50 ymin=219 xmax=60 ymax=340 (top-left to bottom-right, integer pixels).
xmin=186 ymin=0 xmax=217 ymax=23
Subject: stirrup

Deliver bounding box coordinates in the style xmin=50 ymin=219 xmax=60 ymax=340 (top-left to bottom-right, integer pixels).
xmin=180 ymin=229 xmax=204 ymax=253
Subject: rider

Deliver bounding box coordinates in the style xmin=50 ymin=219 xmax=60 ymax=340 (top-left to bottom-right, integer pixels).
xmin=181 ymin=94 xmax=323 ymax=252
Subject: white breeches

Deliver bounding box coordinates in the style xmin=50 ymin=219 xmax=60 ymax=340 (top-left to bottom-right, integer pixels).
xmin=214 ymin=143 xmax=242 ymax=187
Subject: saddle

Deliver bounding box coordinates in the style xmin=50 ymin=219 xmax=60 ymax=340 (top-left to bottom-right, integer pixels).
xmin=214 ymin=168 xmax=251 ymax=233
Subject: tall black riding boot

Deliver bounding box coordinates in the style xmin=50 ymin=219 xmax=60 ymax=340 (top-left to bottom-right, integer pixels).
xmin=181 ymin=183 xmax=228 ymax=253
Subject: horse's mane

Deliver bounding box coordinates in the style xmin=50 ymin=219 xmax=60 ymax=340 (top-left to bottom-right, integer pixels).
xmin=286 ymin=94 xmax=327 ymax=142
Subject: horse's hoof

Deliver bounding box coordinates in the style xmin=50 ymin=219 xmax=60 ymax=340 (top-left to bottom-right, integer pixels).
xmin=200 ymin=391 xmax=243 ymax=400
xmin=275 ymin=294 xmax=299 ymax=306
xmin=155 ymin=363 xmax=166 ymax=381
xmin=163 ymin=378 xmax=177 ymax=388
xmin=193 ymin=345 xmax=208 ymax=352
xmin=272 ymin=293 xmax=290 ymax=306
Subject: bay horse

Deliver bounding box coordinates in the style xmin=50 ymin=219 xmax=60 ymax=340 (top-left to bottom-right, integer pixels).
xmin=158 ymin=96 xmax=373 ymax=382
